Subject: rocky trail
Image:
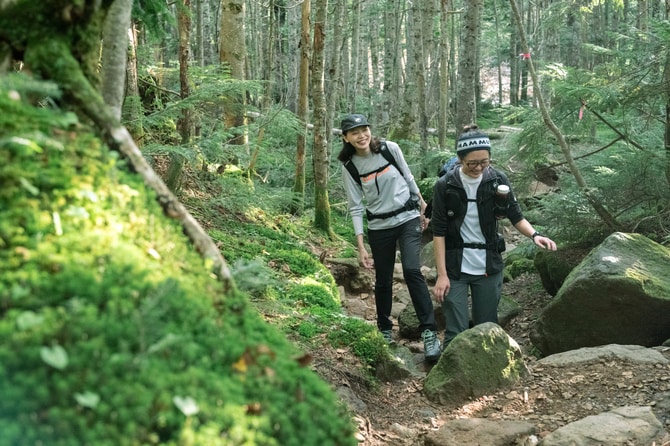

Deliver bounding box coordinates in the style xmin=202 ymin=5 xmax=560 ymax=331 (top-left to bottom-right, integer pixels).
xmin=315 ymin=264 xmax=670 ymax=445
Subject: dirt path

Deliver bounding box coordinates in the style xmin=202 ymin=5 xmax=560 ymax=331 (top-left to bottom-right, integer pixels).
xmin=313 ymin=269 xmax=670 ymax=445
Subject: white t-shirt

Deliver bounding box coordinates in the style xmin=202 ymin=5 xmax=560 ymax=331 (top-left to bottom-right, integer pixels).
xmin=459 ymin=170 xmax=487 ymax=275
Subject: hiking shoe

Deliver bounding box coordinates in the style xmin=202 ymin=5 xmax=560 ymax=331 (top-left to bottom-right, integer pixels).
xmin=422 ymin=329 xmax=441 ymax=362
xmin=380 ymin=329 xmax=395 ymax=345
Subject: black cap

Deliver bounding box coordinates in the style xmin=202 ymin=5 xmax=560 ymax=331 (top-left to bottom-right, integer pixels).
xmin=340 ymin=114 xmax=370 ymax=134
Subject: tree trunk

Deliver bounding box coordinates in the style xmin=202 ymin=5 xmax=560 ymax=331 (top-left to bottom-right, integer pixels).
xmin=326 ymin=0 xmax=345 ymax=154
xmin=167 ymin=0 xmax=192 ymax=193
xmin=455 ymin=0 xmax=482 ymax=131
xmin=11 ymin=2 xmax=234 ymax=291
xmin=411 ymin=0 xmax=428 ymax=175
xmin=509 ymin=0 xmax=621 ymax=231
xmin=348 ymin=0 xmax=361 ymax=111
xmin=312 ymin=0 xmax=333 ymax=234
xmin=122 ymin=24 xmax=144 ymax=144
xmin=438 ymin=0 xmax=451 ymax=150
xmin=219 ymin=0 xmax=248 ymax=146
xmin=291 ymin=0 xmax=311 ymax=214
xmin=101 ymin=0 xmax=133 ymax=122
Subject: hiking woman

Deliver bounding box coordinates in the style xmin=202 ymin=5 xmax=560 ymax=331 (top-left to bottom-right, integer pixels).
xmin=431 ymin=124 xmax=557 ymax=348
xmin=338 ymin=113 xmax=441 ymax=363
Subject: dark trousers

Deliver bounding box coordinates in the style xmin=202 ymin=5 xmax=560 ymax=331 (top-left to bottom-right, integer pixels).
xmin=367 ymin=217 xmax=437 ymax=332
xmin=442 ymin=271 xmax=503 ymax=345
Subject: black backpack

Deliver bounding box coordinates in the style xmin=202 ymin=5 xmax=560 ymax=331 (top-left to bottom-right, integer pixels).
xmin=342 ymin=140 xmax=403 ymax=188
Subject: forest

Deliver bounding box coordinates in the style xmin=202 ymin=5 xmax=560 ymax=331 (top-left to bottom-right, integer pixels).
xmin=0 ymin=0 xmax=669 ymax=444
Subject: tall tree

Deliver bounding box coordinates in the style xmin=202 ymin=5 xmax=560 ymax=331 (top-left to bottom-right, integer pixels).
xmin=101 ymin=0 xmax=133 ymax=121
xmin=291 ymin=0 xmax=311 ymax=213
xmin=123 ymin=23 xmax=144 ymax=144
xmin=312 ymin=0 xmax=332 ymax=234
xmin=166 ymin=0 xmax=193 ymax=192
xmin=455 ymin=0 xmax=483 ymax=130
xmin=219 ymin=0 xmax=248 ymax=146
xmin=437 ymin=0 xmax=451 ymax=149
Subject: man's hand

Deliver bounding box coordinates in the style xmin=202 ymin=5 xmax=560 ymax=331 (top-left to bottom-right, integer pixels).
xmin=433 ymin=275 xmax=450 ymax=303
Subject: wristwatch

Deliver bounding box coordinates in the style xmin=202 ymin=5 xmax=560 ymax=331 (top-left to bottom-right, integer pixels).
xmin=531 ymin=231 xmax=542 ymax=239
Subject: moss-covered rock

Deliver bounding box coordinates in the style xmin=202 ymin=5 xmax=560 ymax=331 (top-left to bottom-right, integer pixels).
xmin=530 ymin=232 xmax=670 ymax=356
xmin=424 ymin=323 xmax=528 ymax=407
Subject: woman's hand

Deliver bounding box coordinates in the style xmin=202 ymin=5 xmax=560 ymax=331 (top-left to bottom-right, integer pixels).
xmin=433 ymin=275 xmax=450 ymax=303
xmin=358 ymin=248 xmax=374 ymax=269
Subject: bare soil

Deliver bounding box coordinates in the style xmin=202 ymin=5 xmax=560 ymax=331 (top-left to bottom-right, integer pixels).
xmin=311 ymin=271 xmax=670 ymax=445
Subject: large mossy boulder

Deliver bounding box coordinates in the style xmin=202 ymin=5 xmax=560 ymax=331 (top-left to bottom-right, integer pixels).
xmin=0 ymin=86 xmax=355 ymax=445
xmin=534 ymin=246 xmax=589 ymax=296
xmin=530 ymin=232 xmax=670 ymax=356
xmin=424 ymin=323 xmax=528 ymax=406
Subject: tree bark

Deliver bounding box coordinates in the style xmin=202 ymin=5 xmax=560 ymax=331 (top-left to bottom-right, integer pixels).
xmin=291 ymin=0 xmax=311 ymax=214
xmin=101 ymin=0 xmax=133 ymax=122
xmin=219 ymin=0 xmax=248 ymax=146
xmin=122 ymin=24 xmax=144 ymax=144
xmin=455 ymin=0 xmax=482 ymax=131
xmin=438 ymin=0 xmax=451 ymax=150
xmin=312 ymin=0 xmax=333 ymax=234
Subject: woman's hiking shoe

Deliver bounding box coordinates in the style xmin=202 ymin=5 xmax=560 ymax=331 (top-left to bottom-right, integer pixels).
xmin=381 ymin=329 xmax=395 ymax=345
xmin=422 ymin=329 xmax=441 ymax=362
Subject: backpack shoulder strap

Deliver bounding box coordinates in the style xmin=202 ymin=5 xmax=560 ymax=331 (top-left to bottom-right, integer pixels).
xmin=379 ymin=139 xmax=404 ymax=179
xmin=343 ymin=159 xmax=362 ymax=187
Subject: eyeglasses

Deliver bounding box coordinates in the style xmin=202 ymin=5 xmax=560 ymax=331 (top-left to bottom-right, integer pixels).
xmin=465 ymin=159 xmax=490 ymax=169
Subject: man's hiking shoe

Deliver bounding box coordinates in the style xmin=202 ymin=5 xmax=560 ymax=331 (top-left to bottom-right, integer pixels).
xmin=381 ymin=329 xmax=395 ymax=345
xmin=422 ymin=329 xmax=441 ymax=362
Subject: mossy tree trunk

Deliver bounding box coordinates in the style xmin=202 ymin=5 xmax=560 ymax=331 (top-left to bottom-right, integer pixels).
xmin=291 ymin=0 xmax=310 ymax=215
xmin=311 ymin=0 xmax=333 ymax=236
xmin=0 ymin=0 xmax=234 ymax=291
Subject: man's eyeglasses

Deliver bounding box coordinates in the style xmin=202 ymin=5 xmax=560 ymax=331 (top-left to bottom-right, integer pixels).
xmin=465 ymin=159 xmax=490 ymax=169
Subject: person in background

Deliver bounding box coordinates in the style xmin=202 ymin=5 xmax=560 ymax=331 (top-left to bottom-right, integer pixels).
xmin=337 ymin=113 xmax=441 ymax=363
xmin=431 ymin=124 xmax=557 ymax=348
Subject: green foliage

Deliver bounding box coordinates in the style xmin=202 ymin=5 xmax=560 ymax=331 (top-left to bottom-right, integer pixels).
xmin=0 ymin=79 xmax=356 ymax=446
xmin=326 ymin=318 xmax=387 ymax=367
xmin=285 ymin=284 xmax=340 ymax=310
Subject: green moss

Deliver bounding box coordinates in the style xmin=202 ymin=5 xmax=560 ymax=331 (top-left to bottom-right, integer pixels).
xmin=0 ymin=79 xmax=356 ymax=446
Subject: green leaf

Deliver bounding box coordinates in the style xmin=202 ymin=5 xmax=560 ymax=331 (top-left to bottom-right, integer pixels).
xmin=74 ymin=391 xmax=100 ymax=409
xmin=40 ymin=345 xmax=68 ymax=370
xmin=173 ymin=395 xmax=199 ymax=416
xmin=16 ymin=311 xmax=44 ymax=330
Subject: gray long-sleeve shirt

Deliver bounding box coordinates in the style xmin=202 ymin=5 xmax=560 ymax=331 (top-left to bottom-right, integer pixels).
xmin=342 ymin=140 xmax=421 ymax=235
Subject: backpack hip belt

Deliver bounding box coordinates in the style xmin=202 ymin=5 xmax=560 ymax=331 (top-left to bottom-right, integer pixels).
xmin=366 ymin=198 xmax=419 ymax=221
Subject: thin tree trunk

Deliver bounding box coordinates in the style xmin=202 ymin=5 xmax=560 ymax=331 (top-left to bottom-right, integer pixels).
xmin=509 ymin=0 xmax=621 ymax=231
xmin=25 ymin=38 xmax=234 ymax=292
xmin=326 ymin=0 xmax=345 ymax=151
xmin=411 ymin=0 xmax=428 ymax=175
xmin=123 ymin=24 xmax=144 ymax=144
xmin=312 ymin=0 xmax=333 ymax=234
xmin=438 ymin=0 xmax=450 ymax=149
xmin=101 ymin=0 xmax=133 ymax=122
xmin=291 ymin=0 xmax=311 ymax=213
xmin=167 ymin=0 xmax=192 ymax=193
xmin=219 ymin=0 xmax=248 ymax=146
xmin=455 ymin=0 xmax=482 ymax=131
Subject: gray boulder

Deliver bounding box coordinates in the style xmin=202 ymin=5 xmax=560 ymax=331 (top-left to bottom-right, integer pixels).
xmin=530 ymin=232 xmax=670 ymax=356
xmin=424 ymin=322 xmax=529 ymax=406
xmin=538 ymin=406 xmax=669 ymax=446
xmin=425 ymin=418 xmax=536 ymax=446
